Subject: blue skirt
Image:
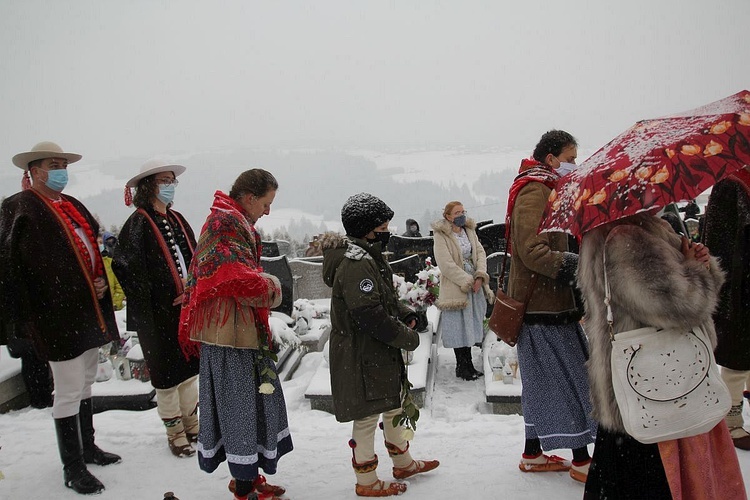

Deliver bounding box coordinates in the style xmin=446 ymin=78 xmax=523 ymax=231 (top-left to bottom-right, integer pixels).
xmin=440 ymin=288 xmax=487 ymax=349
xmin=197 ymin=344 xmax=293 ymax=480
xmin=517 ymin=322 xmax=597 ymax=450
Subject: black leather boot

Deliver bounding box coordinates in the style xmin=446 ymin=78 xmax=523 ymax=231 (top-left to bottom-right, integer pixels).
xmin=465 ymin=347 xmax=484 ymax=379
xmin=454 ymin=347 xmax=478 ymax=381
xmin=80 ymin=398 xmax=121 ymax=466
xmin=55 ymin=415 xmax=105 ymax=494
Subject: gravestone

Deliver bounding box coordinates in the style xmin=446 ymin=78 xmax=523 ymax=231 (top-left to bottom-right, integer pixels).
xmin=261 ymin=241 xmax=280 ymax=258
xmin=485 ymin=251 xmax=510 ymax=318
xmin=389 ymin=254 xmax=422 ymax=284
xmin=289 ymin=258 xmax=331 ymax=301
xmin=477 ymin=223 xmax=506 ymax=256
xmin=475 ymin=219 xmax=493 ymax=230
xmin=261 ymin=255 xmax=294 ymax=316
xmin=386 ymin=235 xmax=435 ymax=268
xmin=275 ymin=239 xmax=295 ymax=258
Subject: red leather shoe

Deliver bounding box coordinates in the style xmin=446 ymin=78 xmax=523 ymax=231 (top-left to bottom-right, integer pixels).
xmin=392 ymin=459 xmax=440 ymax=480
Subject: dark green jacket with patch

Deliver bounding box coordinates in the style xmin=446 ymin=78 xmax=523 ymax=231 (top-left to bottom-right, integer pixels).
xmin=321 ymin=233 xmax=419 ymax=422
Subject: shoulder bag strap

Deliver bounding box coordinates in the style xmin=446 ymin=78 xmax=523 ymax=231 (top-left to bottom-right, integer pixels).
xmin=499 ymin=223 xmax=538 ymax=303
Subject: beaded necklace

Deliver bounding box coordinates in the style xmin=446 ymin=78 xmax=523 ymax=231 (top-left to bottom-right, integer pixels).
xmin=138 ymin=208 xmax=194 ymax=294
xmin=153 ymin=209 xmax=193 ymax=275
xmin=52 ymin=198 xmax=104 ymax=279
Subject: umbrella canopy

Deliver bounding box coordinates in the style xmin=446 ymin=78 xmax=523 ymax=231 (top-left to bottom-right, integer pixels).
xmin=539 ymin=90 xmax=750 ymax=236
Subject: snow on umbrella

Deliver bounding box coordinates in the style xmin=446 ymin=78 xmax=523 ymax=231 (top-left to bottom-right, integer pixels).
xmin=539 ymin=90 xmax=750 ymax=236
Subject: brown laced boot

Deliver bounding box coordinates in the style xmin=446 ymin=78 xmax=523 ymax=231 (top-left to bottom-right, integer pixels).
xmin=518 ymin=452 xmax=571 ymax=472
xmin=355 ymin=480 xmax=407 ymax=497
xmin=164 ymin=416 xmax=194 ymax=458
xmin=570 ymin=458 xmax=591 ymax=483
xmin=228 ymin=476 xmax=285 ymax=497
xmin=386 ymin=440 xmax=440 ymax=480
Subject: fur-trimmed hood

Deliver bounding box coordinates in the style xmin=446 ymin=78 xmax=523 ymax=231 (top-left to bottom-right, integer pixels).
xmin=321 ymin=232 xmax=382 ymax=287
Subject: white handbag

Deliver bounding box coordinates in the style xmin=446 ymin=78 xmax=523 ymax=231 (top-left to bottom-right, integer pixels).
xmin=603 ymin=249 xmax=730 ymax=444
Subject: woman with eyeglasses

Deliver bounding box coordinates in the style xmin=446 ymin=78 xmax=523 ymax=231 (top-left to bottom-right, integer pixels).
xmin=432 ymin=201 xmax=494 ymax=380
xmin=112 ymin=159 xmax=200 ymax=458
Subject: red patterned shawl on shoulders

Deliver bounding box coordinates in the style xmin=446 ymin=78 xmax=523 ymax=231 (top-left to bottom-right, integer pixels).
xmin=178 ymin=191 xmax=272 ymax=358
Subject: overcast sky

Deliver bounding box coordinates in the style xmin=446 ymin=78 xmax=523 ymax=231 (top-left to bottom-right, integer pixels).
xmin=1 ymin=0 xmax=749 ymax=196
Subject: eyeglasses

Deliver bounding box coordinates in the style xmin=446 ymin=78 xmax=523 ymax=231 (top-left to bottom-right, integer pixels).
xmin=156 ymin=178 xmax=179 ymax=186
xmin=452 ymin=211 xmax=467 ymax=216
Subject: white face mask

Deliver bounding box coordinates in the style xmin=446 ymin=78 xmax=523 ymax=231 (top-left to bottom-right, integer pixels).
xmin=556 ymin=162 xmax=577 ymax=176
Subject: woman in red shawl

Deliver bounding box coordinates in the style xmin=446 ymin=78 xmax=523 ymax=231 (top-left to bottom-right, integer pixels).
xmin=179 ymin=169 xmax=291 ymax=500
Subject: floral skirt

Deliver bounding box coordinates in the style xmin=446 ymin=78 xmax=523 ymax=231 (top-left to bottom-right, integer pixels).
xmin=197 ymin=344 xmax=293 ymax=481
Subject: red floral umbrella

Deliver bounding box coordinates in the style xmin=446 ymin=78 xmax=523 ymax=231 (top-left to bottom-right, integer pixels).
xmin=539 ymin=90 xmax=750 ymax=236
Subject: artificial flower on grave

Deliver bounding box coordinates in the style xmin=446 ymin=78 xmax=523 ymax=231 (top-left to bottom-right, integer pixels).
xmin=392 ymin=257 xmax=441 ymax=311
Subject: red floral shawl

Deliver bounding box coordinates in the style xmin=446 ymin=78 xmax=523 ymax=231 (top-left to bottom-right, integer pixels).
xmin=178 ymin=191 xmax=272 ymax=358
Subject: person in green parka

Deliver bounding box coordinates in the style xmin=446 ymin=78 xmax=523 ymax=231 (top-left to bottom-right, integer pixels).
xmin=321 ymin=193 xmax=439 ymax=498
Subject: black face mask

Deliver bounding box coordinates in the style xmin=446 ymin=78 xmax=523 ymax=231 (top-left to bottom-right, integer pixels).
xmin=365 ymin=231 xmax=391 ymax=247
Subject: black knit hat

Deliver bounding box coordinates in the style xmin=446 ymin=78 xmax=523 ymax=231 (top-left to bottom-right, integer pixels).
xmin=341 ymin=193 xmax=394 ymax=238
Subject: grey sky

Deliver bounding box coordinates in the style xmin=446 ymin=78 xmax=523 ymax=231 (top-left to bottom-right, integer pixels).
xmin=1 ymin=0 xmax=749 ymax=197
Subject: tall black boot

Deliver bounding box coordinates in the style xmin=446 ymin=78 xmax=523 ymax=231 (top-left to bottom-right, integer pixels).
xmin=465 ymin=347 xmax=484 ymax=379
xmin=454 ymin=348 xmax=478 ymax=381
xmin=55 ymin=415 xmax=105 ymax=494
xmin=80 ymin=398 xmax=121 ymax=466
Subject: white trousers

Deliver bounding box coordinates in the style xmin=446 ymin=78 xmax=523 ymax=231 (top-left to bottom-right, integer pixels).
xmin=48 ymin=347 xmax=99 ymax=419
xmin=351 ymin=408 xmax=413 ymax=484
xmin=155 ymin=375 xmax=199 ymax=436
xmin=721 ymin=366 xmax=750 ymax=428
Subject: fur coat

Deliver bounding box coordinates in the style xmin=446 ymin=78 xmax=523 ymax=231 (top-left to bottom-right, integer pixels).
xmin=431 ymin=218 xmax=492 ymax=310
xmin=577 ymin=214 xmax=725 ymax=432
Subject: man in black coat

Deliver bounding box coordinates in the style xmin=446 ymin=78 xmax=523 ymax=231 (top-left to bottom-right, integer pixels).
xmin=0 ymin=142 xmax=122 ymax=494
xmin=703 ymin=165 xmax=750 ymax=450
xmin=401 ymin=218 xmax=422 ymax=237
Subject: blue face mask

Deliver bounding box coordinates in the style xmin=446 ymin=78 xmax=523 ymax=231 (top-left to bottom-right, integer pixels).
xmin=45 ymin=169 xmax=68 ymax=192
xmin=452 ymin=215 xmax=467 ymax=227
xmin=156 ymin=184 xmax=175 ymax=205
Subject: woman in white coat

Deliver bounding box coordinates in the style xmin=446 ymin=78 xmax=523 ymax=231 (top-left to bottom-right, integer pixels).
xmin=432 ymin=201 xmax=493 ymax=380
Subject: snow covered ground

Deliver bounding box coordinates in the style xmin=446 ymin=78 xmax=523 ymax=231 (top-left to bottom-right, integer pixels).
xmin=2 ymin=338 xmax=750 ymax=499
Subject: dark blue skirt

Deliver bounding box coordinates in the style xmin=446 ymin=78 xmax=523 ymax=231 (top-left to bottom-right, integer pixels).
xmin=197 ymin=344 xmax=293 ymax=480
xmin=517 ymin=322 xmax=597 ymax=450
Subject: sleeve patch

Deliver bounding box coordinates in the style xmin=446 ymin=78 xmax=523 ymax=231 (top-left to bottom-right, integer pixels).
xmin=359 ymin=278 xmax=375 ymax=293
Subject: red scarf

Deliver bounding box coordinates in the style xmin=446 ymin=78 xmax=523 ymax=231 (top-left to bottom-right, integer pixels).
xmin=52 ymin=199 xmax=104 ymax=279
xmin=504 ymin=158 xmax=559 ymax=251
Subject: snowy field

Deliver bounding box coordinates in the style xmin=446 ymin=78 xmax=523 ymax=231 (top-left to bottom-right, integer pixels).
xmin=2 ymin=340 xmax=750 ymax=499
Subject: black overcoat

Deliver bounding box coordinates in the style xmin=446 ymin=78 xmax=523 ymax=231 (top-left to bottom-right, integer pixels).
xmin=113 ymin=208 xmax=199 ymax=389
xmin=703 ymin=175 xmax=750 ymax=370
xmin=0 ymin=190 xmax=118 ymax=361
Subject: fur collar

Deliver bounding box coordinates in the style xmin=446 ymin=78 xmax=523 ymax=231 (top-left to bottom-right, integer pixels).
xmin=431 ymin=217 xmax=477 ymax=236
